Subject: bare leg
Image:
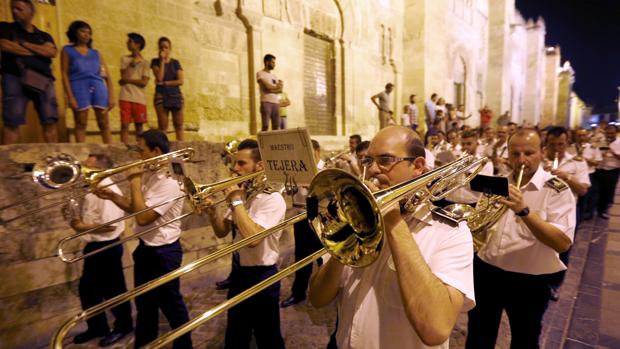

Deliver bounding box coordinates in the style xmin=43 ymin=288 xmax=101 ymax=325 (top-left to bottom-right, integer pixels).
xmin=42 ymin=123 xmax=58 ymax=143
xmin=172 ymin=109 xmax=184 ymax=141
xmin=74 ymin=109 xmax=89 ymax=143
xmin=120 ymin=123 xmax=130 ymax=144
xmin=155 ymin=104 xmax=169 ymax=134
xmin=134 ymin=122 xmax=144 ymax=140
xmin=94 ymin=108 xmax=111 ymax=144
xmin=2 ymin=126 xmax=20 ymax=145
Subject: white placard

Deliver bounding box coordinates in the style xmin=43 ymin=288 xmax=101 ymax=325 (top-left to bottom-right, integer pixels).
xmin=257 ymin=128 xmax=317 ymax=186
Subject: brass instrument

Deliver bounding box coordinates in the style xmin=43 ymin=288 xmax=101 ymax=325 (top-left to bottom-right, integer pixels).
xmin=445 ymin=164 xmax=526 ymax=250
xmin=324 ymin=148 xmax=351 ymax=168
xmin=552 ymin=152 xmax=559 ymax=170
xmin=574 ymin=143 xmax=584 ymax=161
xmin=51 ymin=155 xmax=488 ymax=349
xmin=1 ymin=148 xmax=195 ymax=225
xmin=57 ymin=171 xmax=266 ymax=263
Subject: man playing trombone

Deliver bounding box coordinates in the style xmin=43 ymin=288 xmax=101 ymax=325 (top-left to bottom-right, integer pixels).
xmin=309 ymin=126 xmax=476 ymax=348
xmin=95 ymin=129 xmax=192 ymax=349
xmin=69 ymin=154 xmax=133 ymax=346
xmin=466 ymin=129 xmax=575 ymax=349
xmin=204 ymin=139 xmax=287 ymax=349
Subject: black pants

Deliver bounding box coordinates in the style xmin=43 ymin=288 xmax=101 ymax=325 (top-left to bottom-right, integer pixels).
xmin=79 ymin=239 xmax=133 ymax=334
xmin=290 ymin=219 xmax=323 ymax=299
xmin=593 ymin=168 xmax=620 ymax=214
xmin=466 ymin=256 xmax=551 ymax=349
xmin=225 ymin=265 xmax=285 ymax=349
xmin=133 ymin=240 xmax=192 ymax=349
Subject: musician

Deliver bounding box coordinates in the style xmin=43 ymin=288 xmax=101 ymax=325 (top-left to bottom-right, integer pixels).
xmin=466 ymin=129 xmax=575 ymax=349
xmin=593 ymin=124 xmax=620 ymax=219
xmin=95 ymin=129 xmax=192 ymax=349
xmin=281 ymin=139 xmax=325 ymax=308
xmin=443 ymin=130 xmax=494 ymax=207
xmin=483 ymin=125 xmax=509 ymax=175
xmin=569 ymin=128 xmax=601 ymax=220
xmin=335 ymin=134 xmax=362 ymax=176
xmin=478 ymin=127 xmax=495 ymax=155
xmin=205 ymin=139 xmax=287 ymax=349
xmin=70 ymin=154 xmax=133 ymax=346
xmin=543 ymin=126 xmax=590 ymax=200
xmin=309 ymin=126 xmax=475 ymax=348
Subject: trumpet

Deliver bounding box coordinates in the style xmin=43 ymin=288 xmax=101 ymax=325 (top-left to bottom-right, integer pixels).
xmin=1 ymin=148 xmax=195 ymax=225
xmin=324 ymin=148 xmax=350 ymax=168
xmin=51 ymin=155 xmax=489 ymax=348
xmin=56 ymin=170 xmax=266 ymax=263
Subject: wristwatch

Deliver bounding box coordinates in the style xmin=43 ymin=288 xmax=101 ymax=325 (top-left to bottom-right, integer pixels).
xmin=230 ymin=199 xmax=244 ymax=210
xmin=516 ymin=207 xmax=530 ymax=217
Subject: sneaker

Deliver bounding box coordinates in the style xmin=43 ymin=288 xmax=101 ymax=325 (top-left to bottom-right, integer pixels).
xmin=280 ymin=295 xmax=306 ymax=308
xmin=99 ymin=329 xmax=132 ymax=347
xmin=599 ymin=212 xmax=610 ymax=220
xmin=73 ymin=330 xmax=108 ymax=344
xmin=216 ymin=278 xmax=231 ymax=290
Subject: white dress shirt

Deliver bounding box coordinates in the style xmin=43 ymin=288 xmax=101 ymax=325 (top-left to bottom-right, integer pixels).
xmin=81 ymin=177 xmax=125 ymax=242
xmin=484 ymin=140 xmax=509 ymax=175
xmin=446 ymin=157 xmax=494 ymax=204
xmin=568 ymin=143 xmax=603 ymax=174
xmin=552 ymin=152 xmax=591 ymax=199
xmin=598 ymin=138 xmax=620 ymax=170
xmin=424 ymin=148 xmax=435 ymax=170
xmin=134 ymin=171 xmax=184 ymax=246
xmin=333 ymin=204 xmax=475 ymax=349
xmin=229 ymin=191 xmax=287 ymax=266
xmin=477 ymin=166 xmax=576 ymax=275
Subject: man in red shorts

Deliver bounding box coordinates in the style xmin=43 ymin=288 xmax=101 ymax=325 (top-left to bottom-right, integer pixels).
xmin=119 ymin=32 xmax=149 ymax=144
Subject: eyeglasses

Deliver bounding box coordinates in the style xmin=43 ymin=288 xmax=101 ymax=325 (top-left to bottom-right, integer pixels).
xmin=359 ymin=155 xmax=417 ymax=169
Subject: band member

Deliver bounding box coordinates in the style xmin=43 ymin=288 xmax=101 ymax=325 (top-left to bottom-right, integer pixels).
xmin=466 ymin=129 xmax=575 ymax=349
xmin=70 ymin=154 xmax=133 ymax=346
xmin=309 ymin=126 xmax=475 ymax=348
xmin=334 ymin=134 xmax=362 ymax=176
xmin=443 ymin=130 xmax=494 ymax=207
xmin=96 ymin=129 xmax=192 ymax=349
xmin=281 ymin=139 xmax=325 ymax=308
xmin=484 ymin=125 xmax=509 ymax=175
xmin=205 ymin=139 xmax=287 ymax=349
xmin=570 ymin=128 xmax=602 ymax=220
xmin=593 ymin=124 xmax=620 ymax=219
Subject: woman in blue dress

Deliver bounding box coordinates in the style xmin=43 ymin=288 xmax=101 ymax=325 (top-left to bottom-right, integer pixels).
xmin=61 ymin=21 xmax=114 ymax=143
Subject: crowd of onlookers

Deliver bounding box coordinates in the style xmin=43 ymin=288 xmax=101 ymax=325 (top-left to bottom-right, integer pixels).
xmin=1 ymin=0 xmax=185 ymax=145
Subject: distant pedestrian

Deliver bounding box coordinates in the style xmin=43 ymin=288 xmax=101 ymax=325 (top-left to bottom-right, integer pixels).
xmin=479 ymin=105 xmax=493 ymax=130
xmin=257 ymin=54 xmax=283 ymax=131
xmin=407 ymin=94 xmax=419 ymax=131
xmin=278 ymin=90 xmax=290 ymax=129
xmin=119 ymin=33 xmax=149 ymax=144
xmin=424 ymin=93 xmax=438 ymax=131
xmin=151 ymin=37 xmax=184 ymax=141
xmin=370 ymin=83 xmax=394 ymax=129
xmin=61 ymin=20 xmax=114 ymax=143
xmin=1 ymin=0 xmax=59 ymax=144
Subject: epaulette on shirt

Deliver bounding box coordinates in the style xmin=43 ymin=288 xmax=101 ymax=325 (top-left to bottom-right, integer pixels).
xmin=545 ymin=177 xmax=569 ymax=193
xmin=430 ymin=207 xmax=461 ymax=227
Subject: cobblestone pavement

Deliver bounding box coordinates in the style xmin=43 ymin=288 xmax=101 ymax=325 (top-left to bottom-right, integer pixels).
xmin=54 ymin=189 xmax=620 ymax=349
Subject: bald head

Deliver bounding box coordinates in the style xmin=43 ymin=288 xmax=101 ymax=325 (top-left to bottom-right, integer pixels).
xmin=508 ymin=129 xmax=542 ymax=149
xmin=372 ymin=126 xmax=425 ymax=159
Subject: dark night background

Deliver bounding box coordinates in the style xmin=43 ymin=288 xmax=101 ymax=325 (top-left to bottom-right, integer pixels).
xmin=516 ymin=0 xmax=620 ymax=114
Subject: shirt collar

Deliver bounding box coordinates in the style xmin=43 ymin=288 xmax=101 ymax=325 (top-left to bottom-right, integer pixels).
xmin=512 ymin=165 xmax=546 ymax=191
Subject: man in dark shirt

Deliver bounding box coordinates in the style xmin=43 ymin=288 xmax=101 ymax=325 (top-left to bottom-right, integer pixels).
xmin=0 ymin=0 xmax=59 ymax=144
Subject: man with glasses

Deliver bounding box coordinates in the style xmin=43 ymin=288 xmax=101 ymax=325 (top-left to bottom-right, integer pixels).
xmin=309 ymin=126 xmax=475 ymax=349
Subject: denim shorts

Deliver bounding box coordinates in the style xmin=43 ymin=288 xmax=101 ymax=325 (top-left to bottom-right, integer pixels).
xmin=1 ymin=73 xmax=59 ymax=127
xmin=70 ymin=78 xmax=108 ymax=111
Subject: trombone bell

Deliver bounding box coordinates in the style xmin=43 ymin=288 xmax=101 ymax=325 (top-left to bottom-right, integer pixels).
xmin=32 ymin=154 xmax=97 ymax=189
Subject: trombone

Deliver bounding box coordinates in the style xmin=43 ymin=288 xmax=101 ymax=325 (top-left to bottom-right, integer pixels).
xmin=1 ymin=148 xmax=195 ymax=225
xmin=51 ymin=154 xmax=489 ymax=348
xmin=55 ymin=171 xmax=267 ymax=263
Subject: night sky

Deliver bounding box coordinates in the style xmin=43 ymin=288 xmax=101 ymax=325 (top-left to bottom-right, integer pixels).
xmin=516 ymin=0 xmax=620 ymax=114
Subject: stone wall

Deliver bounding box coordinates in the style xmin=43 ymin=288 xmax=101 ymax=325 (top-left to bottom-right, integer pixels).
xmin=542 ymin=47 xmax=561 ymax=127
xmin=0 ymin=141 xmax=229 ymax=349
xmin=523 ymin=18 xmax=546 ymax=127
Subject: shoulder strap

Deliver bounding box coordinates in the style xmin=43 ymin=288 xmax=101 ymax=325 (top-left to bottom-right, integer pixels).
xmin=545 ymin=177 xmax=569 ymax=193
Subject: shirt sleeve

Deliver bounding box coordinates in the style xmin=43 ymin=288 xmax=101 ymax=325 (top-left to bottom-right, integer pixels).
xmin=545 ymin=186 xmax=576 ymax=242
xmin=40 ymin=31 xmax=55 ymax=46
xmin=150 ymin=58 xmax=159 ymax=69
xmin=574 ymin=161 xmax=591 ymax=187
xmin=173 ymin=59 xmax=182 ymax=71
xmin=429 ymin=222 xmax=476 ymax=311
xmin=249 ymin=193 xmax=286 ymax=230
xmin=120 ymin=56 xmax=129 ymax=70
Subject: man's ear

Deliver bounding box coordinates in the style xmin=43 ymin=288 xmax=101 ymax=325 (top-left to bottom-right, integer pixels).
xmin=256 ymin=160 xmax=264 ymax=171
xmin=413 ymin=156 xmax=426 ymax=170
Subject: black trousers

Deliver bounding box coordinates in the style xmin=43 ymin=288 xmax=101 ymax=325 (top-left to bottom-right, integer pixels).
xmin=290 ymin=219 xmax=323 ymax=299
xmin=79 ymin=239 xmax=133 ymax=334
xmin=133 ymin=240 xmax=192 ymax=349
xmin=593 ymin=168 xmax=620 ymax=214
xmin=466 ymin=256 xmax=551 ymax=349
xmin=225 ymin=265 xmax=285 ymax=349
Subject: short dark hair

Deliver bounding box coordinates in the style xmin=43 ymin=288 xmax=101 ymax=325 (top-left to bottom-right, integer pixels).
xmin=545 ymin=126 xmax=569 ymax=143
xmin=12 ymin=0 xmax=35 ymax=12
xmin=264 ymin=54 xmax=276 ymax=64
xmin=88 ymin=153 xmax=114 ymax=169
xmin=237 ymin=139 xmax=261 ymax=162
xmin=605 ymin=124 xmax=619 ymax=133
xmin=311 ymin=139 xmax=320 ymax=151
xmin=385 ymin=83 xmax=394 ymax=90
xmin=461 ymin=130 xmax=478 ymax=139
xmin=158 ymin=36 xmax=171 ymax=48
xmin=127 ymin=32 xmax=145 ymax=50
xmin=138 ymin=129 xmax=170 ymax=154
xmin=355 ymin=141 xmax=370 ymax=154
xmin=66 ymin=21 xmax=93 ymax=48
xmin=349 ymin=134 xmax=362 ymax=144
xmin=431 ymin=93 xmax=437 ymax=99
xmin=507 ymin=122 xmax=518 ymax=127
